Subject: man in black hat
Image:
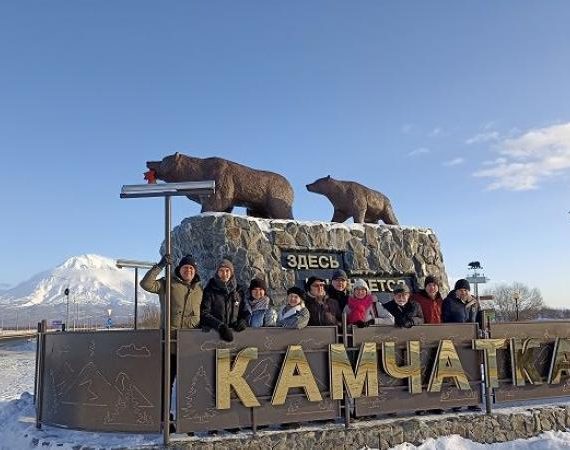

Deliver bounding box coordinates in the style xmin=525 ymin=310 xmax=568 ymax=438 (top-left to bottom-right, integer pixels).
xmin=304 ymin=276 xmax=342 ymax=326
xmin=326 ymin=269 xmax=350 ymax=311
xmin=411 ymin=275 xmax=443 ymax=324
xmin=442 ymin=279 xmax=479 ymax=323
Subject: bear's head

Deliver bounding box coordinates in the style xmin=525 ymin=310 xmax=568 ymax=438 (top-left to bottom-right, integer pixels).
xmin=146 ymin=152 xmax=188 ymax=182
xmin=306 ymin=175 xmax=333 ymax=194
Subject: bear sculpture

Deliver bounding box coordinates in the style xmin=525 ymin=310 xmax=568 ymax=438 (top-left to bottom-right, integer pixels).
xmin=146 ymin=153 xmax=294 ymax=219
xmin=306 ymin=175 xmax=399 ymax=225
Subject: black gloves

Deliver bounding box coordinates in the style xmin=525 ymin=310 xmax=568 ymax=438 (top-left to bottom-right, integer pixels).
xmin=356 ymin=320 xmax=366 ymax=328
xmin=157 ymin=254 xmax=173 ymax=268
xmin=218 ymin=324 xmax=234 ymax=342
xmin=366 ymin=319 xmax=376 ymax=326
xmin=232 ymin=319 xmax=248 ymax=332
xmin=396 ymin=318 xmax=414 ymax=328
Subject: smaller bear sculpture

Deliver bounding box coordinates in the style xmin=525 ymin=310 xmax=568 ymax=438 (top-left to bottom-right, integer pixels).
xmin=146 ymin=153 xmax=294 ymax=219
xmin=306 ymin=175 xmax=399 ymax=225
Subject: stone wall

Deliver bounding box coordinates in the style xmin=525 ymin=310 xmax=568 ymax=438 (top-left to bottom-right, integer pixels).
xmin=163 ymin=213 xmax=449 ymax=303
xmin=164 ymin=405 xmax=570 ymax=449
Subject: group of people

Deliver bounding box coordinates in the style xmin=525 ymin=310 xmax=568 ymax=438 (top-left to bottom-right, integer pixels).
xmin=140 ymin=254 xmax=480 ymax=344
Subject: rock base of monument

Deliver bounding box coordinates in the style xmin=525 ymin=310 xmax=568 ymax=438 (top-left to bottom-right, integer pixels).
xmin=166 ymin=213 xmax=449 ymax=302
xmin=163 ymin=404 xmax=570 ymax=449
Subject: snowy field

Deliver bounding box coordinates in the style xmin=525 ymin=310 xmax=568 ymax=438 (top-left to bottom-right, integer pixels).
xmin=1 ymin=339 xmax=570 ymax=450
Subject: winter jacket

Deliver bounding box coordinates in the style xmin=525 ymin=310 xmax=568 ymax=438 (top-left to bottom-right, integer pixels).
xmin=344 ymin=294 xmax=394 ymax=326
xmin=383 ymin=299 xmax=424 ymax=328
xmin=276 ymin=303 xmax=310 ymax=329
xmin=140 ymin=264 xmax=203 ymax=331
xmin=200 ymin=276 xmax=249 ymax=330
xmin=305 ymin=294 xmax=342 ymax=326
xmin=244 ymin=295 xmax=277 ymax=328
xmin=442 ymin=290 xmax=479 ymax=323
xmin=411 ymin=290 xmax=443 ymax=324
xmin=326 ymin=285 xmax=349 ymax=311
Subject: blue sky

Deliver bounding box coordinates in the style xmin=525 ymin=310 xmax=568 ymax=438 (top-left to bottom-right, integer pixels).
xmin=1 ymin=2 xmax=569 ymax=306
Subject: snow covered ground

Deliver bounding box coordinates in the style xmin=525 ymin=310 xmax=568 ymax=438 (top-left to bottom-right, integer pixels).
xmin=1 ymin=338 xmax=570 ymax=450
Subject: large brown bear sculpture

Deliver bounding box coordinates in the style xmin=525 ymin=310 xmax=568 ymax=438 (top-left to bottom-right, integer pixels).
xmin=146 ymin=153 xmax=294 ymax=219
xmin=306 ymin=175 xmax=399 ymax=225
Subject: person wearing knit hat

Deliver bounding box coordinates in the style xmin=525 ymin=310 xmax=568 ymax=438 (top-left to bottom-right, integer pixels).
xmin=277 ymin=286 xmax=310 ymax=329
xmin=384 ymin=283 xmax=424 ymax=328
xmin=442 ymin=279 xmax=479 ymax=323
xmin=244 ymin=278 xmax=277 ymax=328
xmin=327 ymin=269 xmax=350 ymax=311
xmin=140 ymin=253 xmax=204 ymax=404
xmin=304 ymin=276 xmax=342 ymax=326
xmin=345 ymin=279 xmax=394 ymax=327
xmin=410 ymin=275 xmax=443 ymax=324
xmin=200 ymin=257 xmax=249 ymax=342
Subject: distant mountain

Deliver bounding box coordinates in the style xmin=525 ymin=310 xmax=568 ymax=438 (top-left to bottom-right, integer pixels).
xmin=0 ymin=254 xmax=159 ymax=327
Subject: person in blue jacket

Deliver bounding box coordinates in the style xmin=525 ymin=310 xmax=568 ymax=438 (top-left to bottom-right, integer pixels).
xmin=442 ymin=279 xmax=479 ymax=323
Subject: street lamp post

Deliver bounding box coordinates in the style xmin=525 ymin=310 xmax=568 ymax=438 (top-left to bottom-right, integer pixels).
xmin=116 ymin=259 xmax=155 ymax=330
xmin=513 ymin=291 xmax=520 ymax=321
xmin=120 ymin=180 xmax=215 ymax=445
xmin=107 ymin=308 xmax=112 ymax=329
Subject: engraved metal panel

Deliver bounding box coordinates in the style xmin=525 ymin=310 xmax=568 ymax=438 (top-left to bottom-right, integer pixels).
xmin=40 ymin=330 xmax=161 ymax=432
xmin=491 ymin=321 xmax=570 ymax=402
xmin=352 ymin=323 xmax=482 ymax=416
xmin=177 ymin=327 xmax=339 ymax=432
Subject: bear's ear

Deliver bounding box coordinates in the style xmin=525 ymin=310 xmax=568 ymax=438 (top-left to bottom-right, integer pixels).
xmin=326 ymin=175 xmax=331 ymax=179
xmin=175 ymin=152 xmax=181 ymax=159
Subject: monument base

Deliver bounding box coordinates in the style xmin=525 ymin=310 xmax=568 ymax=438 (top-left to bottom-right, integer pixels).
xmin=165 ymin=213 xmax=449 ymax=302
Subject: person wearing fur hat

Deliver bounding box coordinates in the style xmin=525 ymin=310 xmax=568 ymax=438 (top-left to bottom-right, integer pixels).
xmin=411 ymin=275 xmax=444 ymax=324
xmin=345 ymin=279 xmax=394 ymax=327
xmin=383 ymin=284 xmax=424 ymax=328
xmin=244 ymin=278 xmax=277 ymax=328
xmin=442 ymin=279 xmax=479 ymax=323
xmin=200 ymin=258 xmax=249 ymax=342
xmin=276 ymin=286 xmax=310 ymax=329
xmin=304 ymin=276 xmax=342 ymax=326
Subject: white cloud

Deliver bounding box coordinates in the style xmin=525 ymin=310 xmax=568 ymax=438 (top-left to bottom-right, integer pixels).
xmin=443 ymin=157 xmax=464 ymax=167
xmin=429 ymin=127 xmax=443 ymax=137
xmin=466 ymin=131 xmax=500 ymax=145
xmin=473 ymin=122 xmax=570 ymax=191
xmin=408 ymin=147 xmax=430 ymax=157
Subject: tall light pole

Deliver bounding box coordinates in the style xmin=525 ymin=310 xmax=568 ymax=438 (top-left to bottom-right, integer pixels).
xmin=116 ymin=259 xmax=155 ymax=330
xmin=513 ymin=291 xmax=520 ymax=321
xmin=120 ymin=179 xmax=215 ymax=445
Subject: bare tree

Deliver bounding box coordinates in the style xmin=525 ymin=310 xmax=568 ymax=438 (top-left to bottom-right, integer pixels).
xmin=139 ymin=304 xmax=161 ymax=329
xmin=484 ymin=282 xmax=544 ymax=322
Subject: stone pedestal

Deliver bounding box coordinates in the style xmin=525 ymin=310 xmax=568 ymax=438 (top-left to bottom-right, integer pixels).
xmin=164 ymin=213 xmax=449 ymax=303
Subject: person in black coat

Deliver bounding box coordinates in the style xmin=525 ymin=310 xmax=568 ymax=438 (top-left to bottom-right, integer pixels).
xmin=326 ymin=269 xmax=350 ymax=311
xmin=200 ymin=258 xmax=250 ymax=342
xmin=442 ymin=279 xmax=479 ymax=323
xmin=383 ymin=284 xmax=424 ymax=328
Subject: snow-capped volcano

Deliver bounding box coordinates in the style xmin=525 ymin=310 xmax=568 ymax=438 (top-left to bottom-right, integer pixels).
xmin=0 ymin=254 xmax=159 ymax=325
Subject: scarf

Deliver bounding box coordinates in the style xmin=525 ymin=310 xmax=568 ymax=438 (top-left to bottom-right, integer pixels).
xmin=347 ymin=294 xmax=375 ymax=324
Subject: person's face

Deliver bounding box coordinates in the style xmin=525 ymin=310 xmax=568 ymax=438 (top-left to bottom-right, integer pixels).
xmin=332 ymin=278 xmax=348 ymax=292
xmin=457 ymin=288 xmax=470 ymax=300
xmin=217 ymin=267 xmax=232 ymax=283
xmin=251 ymin=287 xmax=265 ymax=300
xmin=179 ymin=265 xmax=196 ymax=282
xmin=309 ymin=280 xmax=326 ymax=297
xmin=425 ymin=282 xmax=439 ymax=298
xmin=394 ymin=292 xmax=410 ymax=306
xmin=353 ymin=287 xmax=368 ymax=299
xmin=287 ymin=293 xmax=302 ymax=306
